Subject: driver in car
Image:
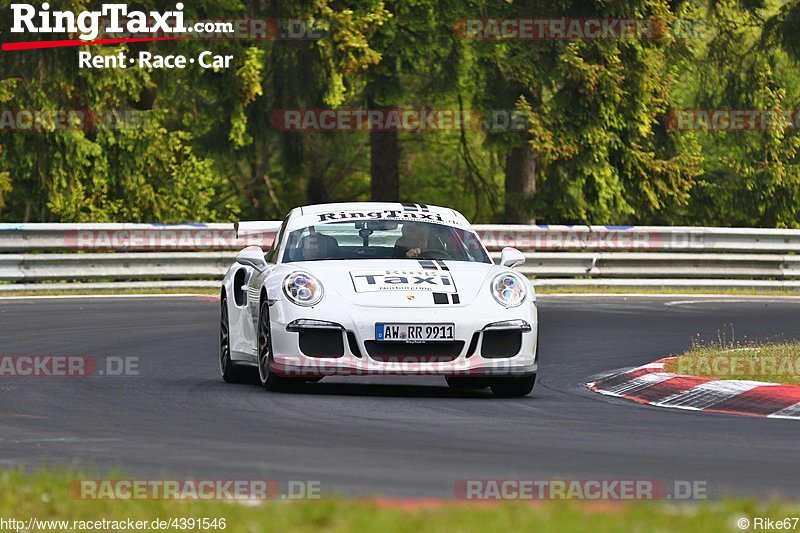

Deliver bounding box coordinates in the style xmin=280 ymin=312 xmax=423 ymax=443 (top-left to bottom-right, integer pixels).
xmin=394 ymin=222 xmax=429 ymax=258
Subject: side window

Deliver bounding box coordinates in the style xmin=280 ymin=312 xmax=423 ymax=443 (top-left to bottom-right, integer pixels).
xmin=266 ymin=216 xmax=289 ymax=263
xmin=282 ymin=228 xmax=304 ymax=262
xmin=456 ymin=229 xmax=491 ymax=263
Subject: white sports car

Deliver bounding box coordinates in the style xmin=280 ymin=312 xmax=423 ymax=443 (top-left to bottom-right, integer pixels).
xmin=219 ymin=202 xmax=538 ymax=397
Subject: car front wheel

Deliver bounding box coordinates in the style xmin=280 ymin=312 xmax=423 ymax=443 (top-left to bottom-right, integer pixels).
xmin=220 ymin=297 xmax=246 ymax=383
xmin=257 ymin=299 xmax=300 ymax=392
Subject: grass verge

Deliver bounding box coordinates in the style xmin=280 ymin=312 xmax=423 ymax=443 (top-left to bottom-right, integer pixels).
xmin=664 ymin=341 xmax=800 ymax=385
xmin=536 ymin=285 xmax=800 ymax=296
xmin=0 ymin=470 xmax=796 ymax=532
xmin=0 ymin=288 xmax=219 ymax=297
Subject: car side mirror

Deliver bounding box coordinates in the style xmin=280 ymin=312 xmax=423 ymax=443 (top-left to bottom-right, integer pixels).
xmin=499 ymin=247 xmax=526 ymax=268
xmin=236 ymin=246 xmax=268 ymax=270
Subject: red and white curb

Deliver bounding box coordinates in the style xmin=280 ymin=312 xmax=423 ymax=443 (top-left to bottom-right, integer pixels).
xmin=586 ymin=358 xmax=800 ymax=420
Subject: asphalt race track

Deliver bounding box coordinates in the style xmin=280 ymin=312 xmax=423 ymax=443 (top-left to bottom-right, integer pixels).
xmin=1 ymin=295 xmax=799 ymax=499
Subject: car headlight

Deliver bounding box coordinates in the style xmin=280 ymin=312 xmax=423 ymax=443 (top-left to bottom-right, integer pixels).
xmin=491 ymin=272 xmax=527 ymax=307
xmin=283 ymin=272 xmax=324 ymax=306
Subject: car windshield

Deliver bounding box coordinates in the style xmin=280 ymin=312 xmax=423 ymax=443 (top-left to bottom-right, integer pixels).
xmin=282 ymin=220 xmax=491 ymax=263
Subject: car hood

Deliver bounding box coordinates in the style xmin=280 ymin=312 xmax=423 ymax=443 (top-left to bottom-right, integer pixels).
xmin=290 ymin=259 xmax=498 ymax=308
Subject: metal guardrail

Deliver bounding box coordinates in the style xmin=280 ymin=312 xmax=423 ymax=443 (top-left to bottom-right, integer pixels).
xmin=2 ymin=223 xmax=800 ymax=290
xmin=0 ymin=223 xmax=272 ymax=251
xmin=0 ymin=252 xmax=232 ymax=281
xmin=515 ymin=252 xmax=800 ymax=278
xmin=476 ymin=225 xmax=800 ymax=252
xmin=4 ymin=222 xmax=800 ymax=252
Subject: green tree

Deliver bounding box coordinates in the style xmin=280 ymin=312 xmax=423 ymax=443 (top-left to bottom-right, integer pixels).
xmin=468 ymin=0 xmax=702 ymax=223
xmin=682 ymin=0 xmax=800 ymax=227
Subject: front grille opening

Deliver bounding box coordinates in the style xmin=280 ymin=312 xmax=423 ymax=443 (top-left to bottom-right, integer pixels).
xmin=346 ymin=331 xmax=362 ymax=358
xmin=481 ymin=330 xmax=522 ymax=358
xmin=364 ymin=341 xmax=464 ymax=362
xmin=298 ymin=329 xmax=344 ymax=358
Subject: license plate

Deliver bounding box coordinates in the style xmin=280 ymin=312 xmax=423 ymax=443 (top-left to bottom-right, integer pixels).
xmin=375 ymin=323 xmax=455 ymax=342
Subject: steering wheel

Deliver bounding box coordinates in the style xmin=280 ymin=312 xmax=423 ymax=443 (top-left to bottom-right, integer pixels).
xmin=419 ymin=249 xmax=451 ymax=260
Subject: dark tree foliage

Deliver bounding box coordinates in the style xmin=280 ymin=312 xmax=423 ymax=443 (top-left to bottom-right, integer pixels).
xmin=0 ymin=0 xmax=798 ymax=226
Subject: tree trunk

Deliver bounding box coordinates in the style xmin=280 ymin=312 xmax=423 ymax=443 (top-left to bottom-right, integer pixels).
xmin=369 ymin=112 xmax=400 ymax=201
xmin=307 ymin=173 xmax=329 ymax=205
xmin=307 ymin=134 xmax=330 ymax=205
xmin=504 ymin=143 xmax=536 ymax=223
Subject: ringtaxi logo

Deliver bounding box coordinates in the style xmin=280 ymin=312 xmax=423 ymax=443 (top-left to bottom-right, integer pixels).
xmin=78 ymin=50 xmax=233 ymax=70
xmin=11 ymin=3 xmax=195 ymax=42
xmin=6 ymin=3 xmax=236 ymax=68
xmin=350 ymin=270 xmax=457 ymax=294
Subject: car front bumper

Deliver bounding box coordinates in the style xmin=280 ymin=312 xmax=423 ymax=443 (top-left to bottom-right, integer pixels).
xmin=268 ymin=300 xmax=538 ymax=378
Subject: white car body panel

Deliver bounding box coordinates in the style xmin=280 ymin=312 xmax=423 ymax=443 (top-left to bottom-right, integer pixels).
xmin=221 ymin=202 xmax=538 ymax=378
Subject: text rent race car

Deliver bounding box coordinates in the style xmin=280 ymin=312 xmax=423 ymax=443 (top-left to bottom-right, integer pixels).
xmin=219 ymin=202 xmax=538 ymax=397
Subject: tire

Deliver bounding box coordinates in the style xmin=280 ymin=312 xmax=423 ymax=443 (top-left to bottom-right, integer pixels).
xmin=445 ymin=377 xmax=490 ymax=390
xmin=220 ymin=297 xmax=246 ymax=383
xmin=257 ymin=298 xmax=300 ymax=392
xmin=490 ymin=374 xmax=536 ymax=398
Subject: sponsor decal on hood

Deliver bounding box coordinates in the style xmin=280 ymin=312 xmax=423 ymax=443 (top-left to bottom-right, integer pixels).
xmin=350 ymin=269 xmax=457 ymax=294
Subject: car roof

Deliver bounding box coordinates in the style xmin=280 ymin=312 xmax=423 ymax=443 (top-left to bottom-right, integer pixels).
xmin=286 ymin=202 xmax=471 ymax=230
xmin=297 ymin=202 xmax=458 ymax=217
